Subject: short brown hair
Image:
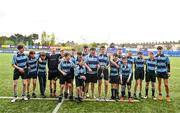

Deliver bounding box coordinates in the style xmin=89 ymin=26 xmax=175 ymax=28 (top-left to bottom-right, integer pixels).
xmin=83 ymin=45 xmax=88 ymax=49
xmin=64 ymin=52 xmax=70 ymax=57
xmin=77 ymin=51 xmax=82 ymax=56
xmin=29 ymin=50 xmax=35 ymax=55
xmin=100 ymin=46 xmax=105 ymax=49
xmin=90 ymin=47 xmax=96 ymax=51
xmin=40 ymin=52 xmax=46 ymax=56
xmin=17 ymin=45 xmax=24 ymax=50
xmin=157 ymin=46 xmax=163 ymax=50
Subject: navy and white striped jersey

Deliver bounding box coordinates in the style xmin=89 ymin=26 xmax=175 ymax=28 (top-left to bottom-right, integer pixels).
xmin=120 ymin=64 xmax=132 ymax=79
xmin=134 ymin=57 xmax=145 ymax=70
xmin=110 ymin=59 xmax=121 ymax=76
xmin=70 ymin=56 xmax=76 ymax=65
xmin=37 ymin=59 xmax=47 ymax=75
xmin=85 ymin=55 xmax=99 ymax=74
xmin=146 ymin=58 xmax=157 ymax=72
xmin=58 ymin=60 xmax=75 ymax=73
xmin=155 ymin=53 xmax=170 ymax=73
xmin=98 ymin=54 xmax=109 ymax=67
xmin=75 ymin=65 xmax=86 ymax=79
xmin=127 ymin=56 xmax=134 ymax=68
xmin=12 ymin=53 xmax=28 ymax=68
xmin=28 ymin=56 xmax=39 ymax=74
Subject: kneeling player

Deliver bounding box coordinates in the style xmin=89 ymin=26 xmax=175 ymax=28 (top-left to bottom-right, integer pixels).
xmin=120 ymin=56 xmax=133 ymax=102
xmin=75 ymin=58 xmax=86 ymax=102
xmin=144 ymin=51 xmax=157 ymax=100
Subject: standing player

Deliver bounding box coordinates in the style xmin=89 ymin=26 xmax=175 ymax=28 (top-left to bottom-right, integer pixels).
xmin=120 ymin=56 xmax=133 ymax=102
xmin=27 ymin=50 xmax=38 ymax=99
xmin=82 ymin=46 xmax=90 ymax=97
xmin=38 ymin=52 xmax=47 ymax=98
xmin=70 ymin=49 xmax=77 ymax=99
xmin=58 ymin=53 xmax=75 ymax=101
xmin=117 ymin=48 xmax=123 ymax=59
xmin=133 ymin=51 xmax=145 ymax=99
xmin=46 ymin=47 xmax=60 ymax=97
xmin=144 ymin=51 xmax=157 ymax=100
xmin=126 ymin=50 xmax=135 ymax=98
xmin=74 ymin=58 xmax=86 ymax=102
xmin=116 ymin=48 xmax=123 ymax=98
xmin=109 ymin=53 xmax=121 ymax=100
xmin=82 ymin=45 xmax=89 ymax=58
xmin=11 ymin=45 xmax=28 ymax=102
xmin=84 ymin=47 xmax=99 ymax=99
xmin=155 ymin=46 xmax=171 ymax=102
xmin=76 ymin=51 xmax=83 ymax=64
xmin=97 ymin=46 xmax=109 ymax=101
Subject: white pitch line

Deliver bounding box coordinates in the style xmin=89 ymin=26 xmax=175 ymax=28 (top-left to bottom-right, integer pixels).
xmin=0 ymin=96 xmax=58 ymax=100
xmin=52 ymin=98 xmax=64 ymax=113
xmin=172 ymin=67 xmax=180 ymax=70
xmin=71 ymin=99 xmax=140 ymax=102
xmin=0 ymin=96 xmax=140 ymax=102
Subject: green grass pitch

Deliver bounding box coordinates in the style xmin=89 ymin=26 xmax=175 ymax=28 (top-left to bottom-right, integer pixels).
xmin=0 ymin=53 xmax=180 ymax=113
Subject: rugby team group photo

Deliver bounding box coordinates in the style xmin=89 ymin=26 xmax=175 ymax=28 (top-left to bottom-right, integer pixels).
xmin=11 ymin=44 xmax=171 ymax=103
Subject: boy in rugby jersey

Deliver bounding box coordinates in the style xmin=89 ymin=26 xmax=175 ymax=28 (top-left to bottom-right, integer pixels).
xmin=117 ymin=48 xmax=123 ymax=59
xmin=38 ymin=52 xmax=47 ymax=98
xmin=82 ymin=45 xmax=89 ymax=58
xmin=27 ymin=50 xmax=39 ymax=99
xmin=76 ymin=51 xmax=83 ymax=64
xmin=126 ymin=50 xmax=135 ymax=98
xmin=144 ymin=51 xmax=157 ymax=100
xmin=58 ymin=53 xmax=75 ymax=102
xmin=97 ymin=46 xmax=109 ymax=101
xmin=69 ymin=49 xmax=77 ymax=99
xmin=109 ymin=53 xmax=121 ymax=100
xmin=82 ymin=46 xmax=90 ymax=97
xmin=84 ymin=47 xmax=99 ymax=99
xmin=133 ymin=51 xmax=145 ymax=99
xmin=11 ymin=45 xmax=28 ymax=102
xmin=116 ymin=48 xmax=123 ymax=99
xmin=74 ymin=57 xmax=86 ymax=102
xmin=127 ymin=50 xmax=134 ymax=78
xmin=120 ymin=56 xmax=133 ymax=102
xmin=59 ymin=49 xmax=69 ymax=99
xmin=155 ymin=46 xmax=171 ymax=102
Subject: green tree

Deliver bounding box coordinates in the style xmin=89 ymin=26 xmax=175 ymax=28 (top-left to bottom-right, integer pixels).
xmin=50 ymin=33 xmax=55 ymax=46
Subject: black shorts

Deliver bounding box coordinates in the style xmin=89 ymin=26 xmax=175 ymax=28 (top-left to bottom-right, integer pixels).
xmin=13 ymin=69 xmax=28 ymax=80
xmin=109 ymin=76 xmax=120 ymax=84
xmin=121 ymin=77 xmax=132 ymax=86
xmin=97 ymin=68 xmax=109 ymax=80
xmin=27 ymin=71 xmax=37 ymax=79
xmin=85 ymin=73 xmax=97 ymax=83
xmin=75 ymin=77 xmax=84 ymax=87
xmin=70 ymin=68 xmax=75 ymax=80
xmin=157 ymin=72 xmax=169 ymax=79
xmin=59 ymin=73 xmax=72 ymax=84
xmin=48 ymin=71 xmax=59 ymax=80
xmin=146 ymin=71 xmax=156 ymax=82
xmin=135 ymin=69 xmax=144 ymax=80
